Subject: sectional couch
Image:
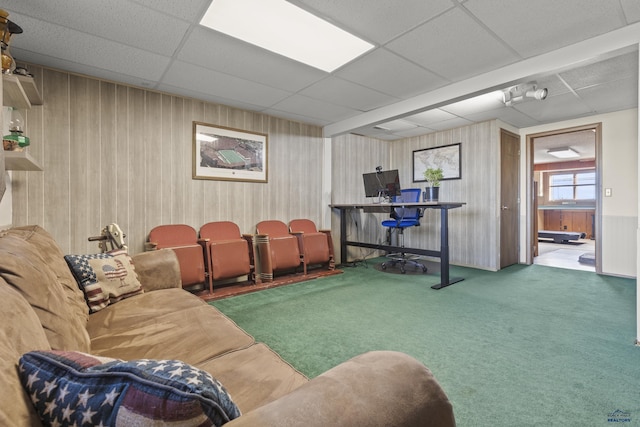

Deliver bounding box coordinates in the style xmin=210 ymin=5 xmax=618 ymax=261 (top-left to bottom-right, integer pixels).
xmin=0 ymin=225 xmax=455 ymax=426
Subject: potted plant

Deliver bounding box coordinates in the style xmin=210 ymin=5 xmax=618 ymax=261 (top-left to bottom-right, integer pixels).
xmin=423 ymin=167 xmax=444 ymax=201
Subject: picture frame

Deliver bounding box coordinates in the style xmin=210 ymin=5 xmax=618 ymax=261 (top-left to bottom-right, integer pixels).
xmin=412 ymin=143 xmax=461 ymax=182
xmin=192 ymin=122 xmax=268 ymax=182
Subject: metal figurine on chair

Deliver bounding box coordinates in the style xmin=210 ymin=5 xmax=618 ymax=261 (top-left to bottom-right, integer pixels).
xmin=88 ymin=224 xmax=128 ymax=253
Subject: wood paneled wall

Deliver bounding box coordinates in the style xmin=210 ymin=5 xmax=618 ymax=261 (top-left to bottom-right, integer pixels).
xmin=391 ymin=121 xmax=500 ymax=270
xmin=331 ymin=122 xmax=500 ymax=270
xmin=15 ymin=65 xmax=501 ymax=269
xmin=15 ymin=66 xmax=324 ymax=254
xmin=330 ymin=133 xmax=390 ymax=262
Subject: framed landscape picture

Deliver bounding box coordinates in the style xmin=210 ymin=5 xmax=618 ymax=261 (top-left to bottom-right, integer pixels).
xmin=192 ymin=122 xmax=268 ymax=182
xmin=413 ymin=143 xmax=461 ymax=182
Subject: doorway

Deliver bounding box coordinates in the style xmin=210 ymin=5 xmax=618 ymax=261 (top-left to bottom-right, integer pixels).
xmin=527 ymin=124 xmax=601 ymax=272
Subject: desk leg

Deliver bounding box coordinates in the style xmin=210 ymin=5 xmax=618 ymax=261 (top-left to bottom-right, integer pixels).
xmin=431 ymin=206 xmax=464 ymax=289
xmin=339 ymin=208 xmax=348 ymax=265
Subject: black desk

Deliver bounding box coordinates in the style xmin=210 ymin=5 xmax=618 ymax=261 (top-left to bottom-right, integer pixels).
xmin=330 ymin=202 xmax=465 ymax=289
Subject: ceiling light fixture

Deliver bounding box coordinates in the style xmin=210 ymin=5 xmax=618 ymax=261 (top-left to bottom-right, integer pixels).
xmin=547 ymin=147 xmax=580 ymax=159
xmin=200 ymin=0 xmax=374 ymax=72
xmin=502 ymin=82 xmax=548 ymax=106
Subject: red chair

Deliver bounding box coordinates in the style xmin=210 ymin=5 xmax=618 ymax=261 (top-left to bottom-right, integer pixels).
xmin=255 ymin=220 xmax=303 ymax=281
xmin=289 ymin=219 xmax=335 ymax=272
xmin=147 ymin=224 xmax=207 ymax=291
xmin=200 ymin=221 xmax=256 ymax=292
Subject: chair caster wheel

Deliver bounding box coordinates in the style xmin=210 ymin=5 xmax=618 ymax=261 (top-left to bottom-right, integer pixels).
xmin=421 ymin=265 xmax=427 ymax=273
xmin=381 ymin=263 xmax=387 ymax=270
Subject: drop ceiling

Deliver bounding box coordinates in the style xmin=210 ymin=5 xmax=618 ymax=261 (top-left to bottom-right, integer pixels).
xmin=3 ymin=0 xmax=640 ymax=142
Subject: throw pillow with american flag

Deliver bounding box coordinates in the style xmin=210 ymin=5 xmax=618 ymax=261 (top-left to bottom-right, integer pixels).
xmin=19 ymin=350 xmax=241 ymax=426
xmin=65 ymin=249 xmax=144 ymax=313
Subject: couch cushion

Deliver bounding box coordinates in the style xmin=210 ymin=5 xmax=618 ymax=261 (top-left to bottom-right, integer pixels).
xmin=19 ymin=350 xmax=241 ymax=427
xmin=0 ymin=232 xmax=91 ymax=352
xmin=87 ymin=289 xmax=255 ymax=365
xmin=65 ymin=249 xmax=144 ymax=313
xmin=6 ymin=225 xmax=89 ymax=326
xmin=0 ymin=279 xmax=51 ymax=426
xmin=196 ymin=343 xmax=308 ymax=413
xmin=131 ymin=249 xmax=182 ymax=291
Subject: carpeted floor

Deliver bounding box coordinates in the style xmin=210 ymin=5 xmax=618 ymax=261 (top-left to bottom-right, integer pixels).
xmin=211 ymin=260 xmax=638 ymax=426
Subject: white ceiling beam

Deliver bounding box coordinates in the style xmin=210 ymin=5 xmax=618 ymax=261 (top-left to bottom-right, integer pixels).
xmin=323 ymin=21 xmax=640 ymax=138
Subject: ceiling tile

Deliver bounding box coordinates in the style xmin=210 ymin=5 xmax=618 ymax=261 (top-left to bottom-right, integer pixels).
xmin=261 ymin=108 xmax=331 ymax=127
xmin=336 ymin=48 xmax=449 ymax=98
xmin=464 ymin=0 xmax=627 ymax=57
xmin=269 ymin=94 xmax=359 ymax=123
xmin=155 ymin=82 xmax=267 ymax=113
xmin=13 ymin=48 xmax=160 ymax=89
xmin=514 ymin=92 xmax=593 ymax=123
xmin=132 ymin=0 xmax=212 ymax=21
xmin=426 ymin=117 xmax=474 ymax=131
xmin=178 ymin=27 xmax=327 ymax=92
xmin=3 ymin=1 xmax=638 ymax=139
xmin=620 ymin=0 xmax=640 ymax=23
xmin=373 ymin=119 xmax=419 ymax=132
xmin=373 ymin=133 xmax=406 ymax=141
xmin=386 ymin=8 xmax=520 ymax=81
xmin=162 ymin=61 xmax=292 ymax=107
xmin=403 ymin=110 xmax=458 ymax=127
xmin=299 ymin=77 xmax=398 ymax=111
xmin=467 ymin=106 xmax=540 ymax=129
xmin=4 ymin=1 xmax=189 ymax=55
xmin=291 ymin=0 xmax=454 ymax=44
xmin=10 ymin=14 xmax=171 ymax=81
xmin=577 ymin=76 xmax=639 ymax=113
xmin=392 ymin=126 xmax=435 ymax=139
xmin=559 ymin=51 xmax=639 ymax=90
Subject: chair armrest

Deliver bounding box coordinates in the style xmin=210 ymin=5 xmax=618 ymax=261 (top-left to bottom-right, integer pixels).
xmin=255 ymin=234 xmax=273 ymax=282
xmin=242 ymin=234 xmax=259 ymax=284
xmin=319 ymin=230 xmax=336 ymax=268
xmin=225 ymin=351 xmax=455 ymax=427
xmin=290 ymin=231 xmax=304 ymax=251
xmin=290 ymin=231 xmax=307 ymax=274
xmin=198 ymin=238 xmax=209 ymax=250
xmin=131 ymin=249 xmax=182 ymax=291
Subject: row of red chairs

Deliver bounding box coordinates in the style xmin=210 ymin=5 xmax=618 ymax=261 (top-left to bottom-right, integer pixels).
xmin=146 ymin=219 xmax=334 ymax=294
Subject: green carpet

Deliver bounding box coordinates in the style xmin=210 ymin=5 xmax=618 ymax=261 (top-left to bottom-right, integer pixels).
xmin=211 ymin=261 xmax=639 ymax=426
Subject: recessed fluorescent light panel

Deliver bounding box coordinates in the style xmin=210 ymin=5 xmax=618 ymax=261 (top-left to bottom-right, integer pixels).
xmin=547 ymin=147 xmax=580 ymax=159
xmin=200 ymin=0 xmax=374 ymax=72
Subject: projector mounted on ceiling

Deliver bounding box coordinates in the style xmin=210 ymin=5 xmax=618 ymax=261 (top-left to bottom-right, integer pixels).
xmin=502 ymin=82 xmax=548 ymax=107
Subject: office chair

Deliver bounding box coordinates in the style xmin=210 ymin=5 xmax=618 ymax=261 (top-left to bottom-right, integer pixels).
xmin=380 ymin=188 xmax=428 ymax=274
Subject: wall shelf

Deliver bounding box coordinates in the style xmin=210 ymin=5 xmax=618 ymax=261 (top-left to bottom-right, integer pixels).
xmin=3 ymin=151 xmax=43 ymax=171
xmin=2 ymin=74 xmax=43 ymax=109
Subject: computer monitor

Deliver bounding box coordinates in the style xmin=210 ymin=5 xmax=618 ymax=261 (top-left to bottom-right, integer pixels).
xmin=363 ymin=169 xmax=401 ymax=199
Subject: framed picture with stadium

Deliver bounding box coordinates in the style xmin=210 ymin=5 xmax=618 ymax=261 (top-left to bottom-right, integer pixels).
xmin=192 ymin=122 xmax=268 ymax=182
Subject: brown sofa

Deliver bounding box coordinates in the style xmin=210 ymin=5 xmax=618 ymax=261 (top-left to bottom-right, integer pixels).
xmin=0 ymin=225 xmax=455 ymax=426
